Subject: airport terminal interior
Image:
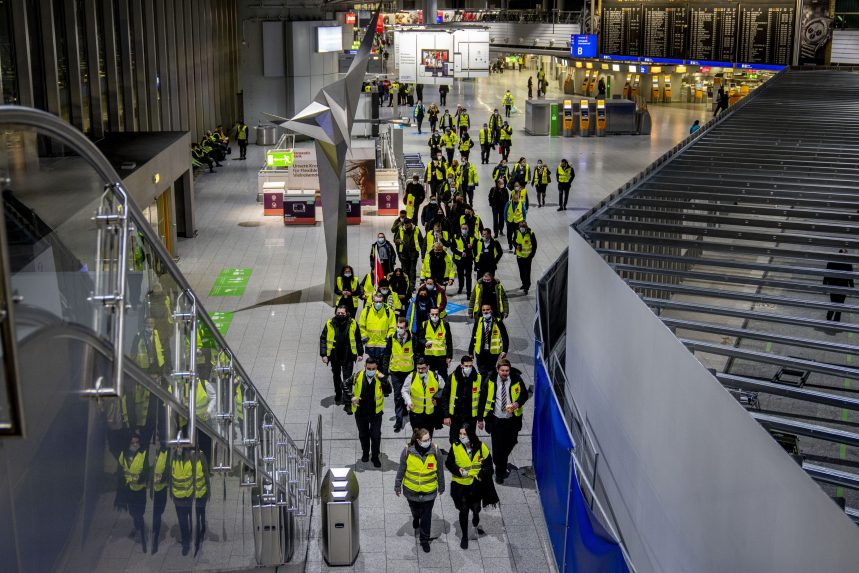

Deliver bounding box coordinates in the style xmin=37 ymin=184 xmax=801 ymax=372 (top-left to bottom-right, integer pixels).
xmin=2 ymin=2 xmax=859 ymax=573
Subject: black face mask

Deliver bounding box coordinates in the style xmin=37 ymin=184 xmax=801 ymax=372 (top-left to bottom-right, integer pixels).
xmin=335 ymin=315 xmax=348 ymax=323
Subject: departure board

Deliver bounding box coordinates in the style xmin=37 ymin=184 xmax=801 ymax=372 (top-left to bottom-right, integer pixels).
xmin=688 ymin=5 xmax=738 ymax=62
xmin=601 ymin=4 xmax=644 ymax=57
xmin=737 ymin=4 xmax=794 ymax=65
xmin=642 ymin=5 xmax=689 ymax=59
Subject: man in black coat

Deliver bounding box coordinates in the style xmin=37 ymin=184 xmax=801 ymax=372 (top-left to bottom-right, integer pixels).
xmin=480 ymin=359 xmax=529 ymax=484
xmin=319 ymin=306 xmax=365 ymax=404
xmin=823 ymin=249 xmax=855 ymax=322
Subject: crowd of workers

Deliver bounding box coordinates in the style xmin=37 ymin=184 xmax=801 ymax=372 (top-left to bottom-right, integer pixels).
xmin=190 ymin=120 xmax=250 ymax=173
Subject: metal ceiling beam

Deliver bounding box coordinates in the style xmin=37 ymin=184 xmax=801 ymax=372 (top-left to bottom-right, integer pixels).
xmin=616 ymin=198 xmax=859 ymax=223
xmin=753 ymin=412 xmax=859 ymax=448
xmin=717 ymin=373 xmax=859 ymax=411
xmin=636 ymin=186 xmax=859 ymax=210
xmin=803 ymin=463 xmax=859 ymax=491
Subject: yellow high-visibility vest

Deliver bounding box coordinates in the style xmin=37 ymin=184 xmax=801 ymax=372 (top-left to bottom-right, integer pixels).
xmin=153 ymin=449 xmax=169 ymax=492
xmin=479 ymin=128 xmax=489 ymax=144
xmin=474 ymin=319 xmax=504 ymax=355
xmin=506 ymin=201 xmax=525 ymax=223
xmin=557 ymin=165 xmax=573 ymax=183
xmin=422 ymin=321 xmax=448 ymax=357
xmin=450 ymin=442 xmax=489 ymax=485
xmin=483 ymin=379 xmax=524 ymax=417
xmin=324 ymin=319 xmax=358 ymax=356
xmin=389 ymin=337 xmax=415 ymax=372
xmin=119 ymin=450 xmax=147 ymax=492
xmin=403 ymin=449 xmax=439 ymax=493
xmin=360 ymin=305 xmax=395 ymax=348
xmin=351 ymin=370 xmax=385 ymax=414
xmin=409 ymin=371 xmax=441 ymax=414
xmin=171 ymin=456 xmax=207 ymax=499
xmin=448 ymin=372 xmax=483 ymax=417
xmin=515 ymin=230 xmax=534 ymax=258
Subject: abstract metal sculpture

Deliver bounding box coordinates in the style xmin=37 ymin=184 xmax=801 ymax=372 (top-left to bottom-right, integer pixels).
xmin=275 ymin=9 xmax=380 ymax=303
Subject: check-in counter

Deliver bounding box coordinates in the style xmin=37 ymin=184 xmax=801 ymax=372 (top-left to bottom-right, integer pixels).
xmin=376 ymin=169 xmax=401 ymax=216
xmin=346 ymin=190 xmax=361 ymax=225
xmin=283 ymin=189 xmax=316 ymax=225
xmin=263 ymin=182 xmax=285 ymax=216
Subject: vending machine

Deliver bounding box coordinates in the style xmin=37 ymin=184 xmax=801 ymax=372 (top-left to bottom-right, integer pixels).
xmin=651 ymin=76 xmax=661 ymax=103
xmin=631 ymin=75 xmax=641 ymax=99
xmin=580 ymin=70 xmax=591 ymax=95
xmin=588 ymin=71 xmax=599 ymax=97
xmin=562 ymin=100 xmax=574 ymax=137
xmin=663 ymin=75 xmax=672 ymax=102
xmin=579 ymin=99 xmax=591 ymax=136
xmin=622 ymin=74 xmax=632 ymax=99
xmin=596 ymin=99 xmax=607 ymax=137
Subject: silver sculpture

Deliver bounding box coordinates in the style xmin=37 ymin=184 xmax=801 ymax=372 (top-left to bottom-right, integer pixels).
xmin=275 ymin=10 xmax=380 ymax=303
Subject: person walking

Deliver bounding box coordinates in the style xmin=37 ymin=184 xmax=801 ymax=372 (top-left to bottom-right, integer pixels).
xmin=414 ymin=100 xmax=426 ymax=134
xmin=439 ymin=84 xmax=449 ymax=106
xmin=458 ymin=159 xmax=478 ymax=205
xmin=487 ymin=179 xmax=509 ymax=240
xmin=171 ymin=448 xmax=210 ymax=556
xmin=440 ymin=108 xmax=454 ymax=131
xmin=510 ymin=157 xmax=531 ymax=205
xmin=334 ymin=265 xmax=361 ymax=318
xmin=425 ymin=156 xmax=446 ymax=199
xmin=474 ymin=230 xmax=504 ymax=279
xmin=468 ymin=306 xmax=509 ymax=377
xmin=417 ymin=307 xmax=453 ymax=375
xmin=446 ymin=422 xmax=496 ymax=549
xmin=504 ymin=189 xmax=527 ymax=252
xmin=442 ymin=356 xmax=484 ymax=444
xmin=402 ymin=358 xmax=446 ymax=435
xmin=442 ymin=127 xmax=458 ymax=165
xmin=359 ymin=293 xmax=397 ymax=369
xmin=457 ymin=107 xmax=471 ymax=137
xmin=150 ymin=445 xmax=170 ymax=554
xmin=404 ymin=174 xmax=426 ymax=223
xmin=823 ymin=249 xmax=855 ymax=322
xmin=478 ymin=123 xmax=491 ymax=164
xmin=117 ymin=433 xmax=149 ymax=553
xmin=499 ymin=121 xmax=513 ymax=161
xmin=395 ymin=219 xmax=423 ymax=288
xmin=489 ymin=109 xmax=503 ymax=146
xmin=343 ymin=357 xmax=390 ymax=467
xmin=428 ymin=103 xmax=440 ymax=133
xmin=597 ymin=77 xmax=607 ymax=99
xmin=502 ymin=90 xmax=514 ymax=117
xmin=531 ymin=159 xmax=551 ymax=207
xmin=514 ymin=221 xmax=538 ymax=294
xmin=385 ymin=316 xmax=416 ymax=432
xmin=469 ymin=272 xmax=509 ymax=321
xmin=527 ymin=76 xmax=533 ymax=99
xmin=371 ymin=233 xmax=397 ymax=279
xmin=481 ymin=359 xmax=529 ymax=484
xmin=537 ymin=66 xmax=547 ymax=96
xmin=394 ymin=427 xmax=445 ymax=553
xmin=421 ymin=242 xmax=456 ymax=286
xmin=319 ymin=305 xmax=364 ymax=405
xmin=556 ymin=158 xmax=574 ymax=211
xmin=714 ymin=87 xmax=728 ymax=116
xmin=452 ymin=223 xmax=477 ymax=298
xmin=234 ymin=119 xmax=249 ymax=160
xmin=458 ymin=132 xmax=474 ymax=163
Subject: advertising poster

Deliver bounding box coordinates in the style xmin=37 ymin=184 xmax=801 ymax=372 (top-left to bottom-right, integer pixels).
xmin=286 ymin=147 xmax=377 ymax=206
xmin=799 ymin=0 xmax=834 ymax=64
xmin=416 ymin=32 xmax=454 ymax=84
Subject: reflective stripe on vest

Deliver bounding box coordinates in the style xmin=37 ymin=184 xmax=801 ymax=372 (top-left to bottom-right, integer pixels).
xmin=423 ymin=321 xmax=447 ymax=356
xmin=450 ymin=442 xmax=489 ymax=485
xmin=471 ymin=283 xmax=505 ymax=315
xmin=403 ymin=451 xmax=439 ymax=493
xmin=351 ymin=370 xmax=385 ymax=414
xmin=410 ymin=371 xmax=440 ymax=414
xmin=135 ymin=331 xmax=165 ymax=369
xmin=390 ymin=337 xmax=415 ymax=372
xmin=120 ymin=451 xmax=147 ymax=491
xmin=515 ymin=231 xmax=533 ymax=258
xmin=483 ymin=379 xmax=524 ymax=417
xmin=474 ymin=320 xmax=503 ymax=355
xmin=557 ymin=166 xmax=572 ymax=183
xmin=237 ymin=125 xmax=248 ymax=139
xmin=534 ymin=167 xmax=550 ymax=185
xmin=171 ymin=458 xmax=207 ymax=499
xmin=479 ymin=129 xmax=489 ymax=144
xmin=448 ymin=372 xmax=482 ymax=417
xmin=506 ymin=201 xmax=524 ymax=223
xmin=361 ymin=307 xmax=392 ymax=348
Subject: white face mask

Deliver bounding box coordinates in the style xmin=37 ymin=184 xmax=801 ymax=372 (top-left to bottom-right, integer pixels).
xmin=396 ymin=327 xmax=405 ymax=335
xmin=418 ymin=439 xmax=432 ymax=448
xmin=460 ymin=436 xmax=470 ymax=445
xmin=461 ymin=228 xmax=469 ymax=235
xmin=430 ymin=315 xmax=440 ymax=324
xmin=377 ymin=237 xmax=385 ymax=244
xmin=374 ymin=302 xmax=383 ymax=310
xmin=343 ymin=272 xmax=352 ymax=278
xmin=483 ymin=312 xmax=493 ymax=320
xmin=462 ymin=366 xmax=473 ymax=376
xmin=419 ymin=371 xmax=428 ymax=380
xmin=365 ymin=369 xmax=376 ymax=378
xmin=380 ymin=288 xmax=389 ymax=295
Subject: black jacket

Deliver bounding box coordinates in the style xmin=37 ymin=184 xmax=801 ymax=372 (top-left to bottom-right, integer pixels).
xmin=481 ymin=368 xmax=529 ymax=429
xmin=319 ymin=317 xmax=364 ymax=361
xmin=468 ymin=316 xmax=510 ymax=357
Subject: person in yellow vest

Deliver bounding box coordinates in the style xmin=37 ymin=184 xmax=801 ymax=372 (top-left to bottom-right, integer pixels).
xmin=457 ymin=107 xmax=471 ymax=137
xmin=417 ymin=307 xmax=453 ymax=376
xmin=502 ymin=89 xmax=514 ymax=117
xmin=394 ymin=426 xmax=445 ymax=553
xmin=421 ymin=242 xmax=455 ymax=286
xmin=425 ymin=156 xmax=446 ymax=198
xmin=427 ymin=129 xmax=443 ymax=158
xmin=499 ymin=121 xmax=513 ymax=161
xmin=556 ymin=158 xmax=575 ymax=211
xmin=478 ymin=123 xmax=491 ymax=164
xmin=116 ymin=433 xmax=149 ymax=552
xmin=452 ymin=222 xmax=477 ymax=298
xmin=124 ymin=317 xmax=167 ymax=447
xmin=503 ymin=188 xmax=527 ymax=252
xmin=469 ymin=302 xmax=510 ymax=373
xmin=445 ymin=422 xmax=497 ymax=549
xmin=334 ymin=265 xmax=361 ymax=318
xmin=442 ymin=355 xmax=484 ymax=444
xmin=320 ymin=305 xmax=365 ymax=405
xmin=171 ymin=448 xmax=210 ymax=555
xmin=440 ymin=108 xmax=454 ymax=131
xmin=385 ymin=316 xmax=414 ymax=432
xmin=390 ymin=80 xmax=399 ymax=107
xmin=234 ymin=119 xmax=249 ymax=159
xmin=402 ymin=357 xmax=447 ymax=436
xmin=509 ymin=157 xmax=531 ymax=207
xmin=457 ymin=159 xmax=478 ymax=205
xmin=395 ymin=219 xmax=423 ymax=288
xmin=342 ymin=358 xmax=390 ymax=467
xmin=376 ymin=278 xmax=403 ymax=314
xmin=360 ymin=293 xmax=397 ymax=370
xmin=469 ymin=272 xmax=509 ymax=321
xmin=441 ymin=127 xmax=458 ymax=164
xmin=404 ymin=175 xmax=426 ymax=224
xmin=488 ymin=109 xmax=503 ymax=146
xmin=514 ymin=221 xmax=538 ymax=294
xmin=531 ymin=159 xmax=552 ymax=208
xmin=481 ymin=359 xmax=529 ymax=484
xmin=150 ymin=445 xmax=170 ymax=554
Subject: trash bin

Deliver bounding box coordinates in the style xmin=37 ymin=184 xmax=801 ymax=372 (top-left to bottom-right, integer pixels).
xmin=256 ymin=123 xmax=276 ymax=146
xmin=320 ymin=467 xmax=359 ymax=566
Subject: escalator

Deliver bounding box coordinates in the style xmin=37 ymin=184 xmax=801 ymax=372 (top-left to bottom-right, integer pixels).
xmin=0 ymin=106 xmax=319 ymax=572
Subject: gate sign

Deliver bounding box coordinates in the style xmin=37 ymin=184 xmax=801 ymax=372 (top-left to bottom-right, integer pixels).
xmin=571 ymin=34 xmax=598 ymax=59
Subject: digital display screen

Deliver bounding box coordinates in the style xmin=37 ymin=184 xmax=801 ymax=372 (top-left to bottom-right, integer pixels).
xmin=421 ymin=49 xmax=449 ymax=69
xmin=570 ymin=34 xmax=599 ymax=58
xmin=317 ymin=26 xmax=343 ymax=53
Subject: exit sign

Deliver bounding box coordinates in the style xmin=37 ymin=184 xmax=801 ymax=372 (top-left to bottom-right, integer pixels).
xmin=266 ymin=150 xmax=294 ymax=167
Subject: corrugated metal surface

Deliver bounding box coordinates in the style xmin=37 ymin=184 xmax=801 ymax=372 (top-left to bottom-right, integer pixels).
xmin=481 ymin=22 xmax=582 ymax=49
xmin=831 ymin=30 xmax=859 ymax=64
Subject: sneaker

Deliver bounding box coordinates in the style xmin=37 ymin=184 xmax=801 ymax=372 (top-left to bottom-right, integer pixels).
xmin=421 ymin=541 xmax=431 ymax=553
xmin=372 ymin=456 xmax=381 ymax=468
xmin=361 ymin=453 xmax=369 ymax=463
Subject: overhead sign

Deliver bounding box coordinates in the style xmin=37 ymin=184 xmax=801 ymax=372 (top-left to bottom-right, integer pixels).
xmin=571 ymin=34 xmax=598 ymax=58
xmin=266 ymin=149 xmax=294 ymax=167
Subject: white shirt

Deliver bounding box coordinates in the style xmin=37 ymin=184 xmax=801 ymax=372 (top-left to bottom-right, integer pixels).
xmin=493 ymin=376 xmax=513 ymax=419
xmin=401 ymin=372 xmax=446 ymax=408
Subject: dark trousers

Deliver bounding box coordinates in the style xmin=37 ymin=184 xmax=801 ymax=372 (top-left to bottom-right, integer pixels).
xmin=558 ymin=183 xmax=571 ymax=209
xmin=399 ymin=256 xmax=419 ymax=291
xmin=175 ymin=500 xmax=193 ymax=550
xmin=366 ymin=347 xmax=386 ymax=374
xmin=238 ymin=139 xmax=247 ymax=159
xmin=409 ymin=411 xmax=436 ymax=437
xmin=517 ymin=257 xmax=533 ymax=291
xmin=475 ymin=352 xmax=501 ymax=378
xmin=356 ymin=412 xmax=383 ymax=457
xmin=491 ymin=128 xmax=499 ymax=146
xmin=331 ymin=359 xmax=354 ymax=400
xmin=429 ymin=119 xmax=437 ymax=132
xmin=451 ymin=481 xmax=481 ymax=537
xmin=491 ymin=207 xmax=505 ymax=235
xmin=407 ymin=498 xmax=435 ymax=542
xmin=460 ymin=150 xmax=470 ymax=162
xmin=528 ymin=87 xmax=533 ymax=99
xmin=535 ymin=185 xmax=547 ymax=206
xmin=390 ymin=372 xmax=409 ymax=426
xmin=195 ymin=496 xmax=208 ymax=551
xmin=480 ymin=144 xmax=491 ymax=164
xmin=456 ymin=260 xmax=473 ymax=296
xmin=128 ymin=490 xmax=147 ymax=550
xmin=417 ymin=117 xmax=424 ymax=133
xmin=501 ymin=143 xmax=510 ymax=161
xmin=152 ymin=488 xmax=167 ymax=552
xmin=488 ymin=416 xmax=520 ymax=477
xmin=505 ymin=220 xmax=517 ymax=250
xmin=827 ymin=294 xmax=847 ymax=321
xmin=440 ymin=93 xmax=447 ymax=105
xmin=446 ymin=148 xmax=455 ymax=164
xmin=505 ymin=105 xmax=511 ymax=117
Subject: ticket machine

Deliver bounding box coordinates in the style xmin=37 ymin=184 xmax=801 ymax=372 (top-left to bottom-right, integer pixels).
xmin=596 ymin=99 xmax=607 ymax=137
xmin=579 ymin=99 xmax=591 ymax=136
xmin=622 ymin=74 xmax=632 ymax=99
xmin=562 ymin=99 xmax=574 ymax=137
xmin=663 ymin=75 xmax=672 ymax=102
xmin=580 ymin=70 xmax=591 ymax=95
xmin=631 ymin=75 xmax=641 ymax=99
xmin=588 ymin=71 xmax=599 ymax=97
xmin=651 ymin=76 xmax=661 ymax=103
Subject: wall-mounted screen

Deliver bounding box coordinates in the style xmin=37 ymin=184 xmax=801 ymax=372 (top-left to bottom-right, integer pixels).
xmin=571 ymin=34 xmax=599 ymax=58
xmin=317 ymin=26 xmax=343 ymax=53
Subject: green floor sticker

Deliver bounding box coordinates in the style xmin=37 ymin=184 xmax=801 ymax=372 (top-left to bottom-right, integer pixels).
xmin=200 ymin=311 xmax=235 ymax=348
xmin=210 ymin=268 xmax=253 ymax=296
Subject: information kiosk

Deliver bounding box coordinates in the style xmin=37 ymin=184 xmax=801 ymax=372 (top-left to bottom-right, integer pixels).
xmin=596 ymin=100 xmax=607 ymax=137
xmin=563 ymin=100 xmax=574 ymax=137
xmin=588 ymin=71 xmax=599 ymax=97
xmin=651 ymin=76 xmax=661 ymax=103
xmin=622 ymin=74 xmax=632 ymax=99
xmin=580 ymin=70 xmax=591 ymax=95
xmin=631 ymin=75 xmax=641 ymax=99
xmin=663 ymin=75 xmax=672 ymax=102
xmin=579 ymin=99 xmax=591 ymax=137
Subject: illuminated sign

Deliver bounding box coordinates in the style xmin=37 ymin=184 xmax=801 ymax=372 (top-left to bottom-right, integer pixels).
xmin=266 ymin=150 xmax=294 ymax=168
xmin=570 ymin=34 xmax=598 ymax=58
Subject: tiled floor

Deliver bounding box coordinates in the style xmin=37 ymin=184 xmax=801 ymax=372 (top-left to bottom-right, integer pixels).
xmin=176 ymin=67 xmax=709 ymax=572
